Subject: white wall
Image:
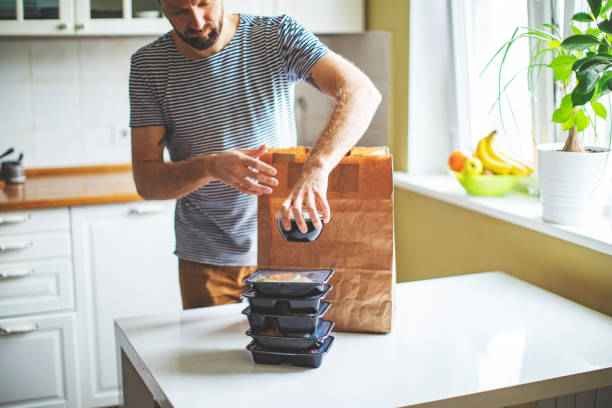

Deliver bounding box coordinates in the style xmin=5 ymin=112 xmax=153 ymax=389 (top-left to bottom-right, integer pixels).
xmin=406 ymin=0 xmax=455 ymax=174
xmin=0 ymin=33 xmax=389 ymax=168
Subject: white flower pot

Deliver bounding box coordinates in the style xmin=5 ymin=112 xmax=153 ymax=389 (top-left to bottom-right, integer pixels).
xmin=537 ymin=143 xmax=611 ymax=225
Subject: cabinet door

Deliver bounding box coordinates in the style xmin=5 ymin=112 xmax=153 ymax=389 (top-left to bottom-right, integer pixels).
xmin=0 ymin=0 xmax=74 ymax=35
xmin=74 ymin=0 xmax=171 ymax=35
xmin=276 ymin=0 xmax=364 ymax=34
xmin=0 ymin=313 xmax=78 ymax=408
xmin=71 ymin=201 xmax=181 ymax=408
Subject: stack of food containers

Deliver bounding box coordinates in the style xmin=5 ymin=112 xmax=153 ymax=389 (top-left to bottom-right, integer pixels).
xmin=242 ymin=268 xmax=335 ymax=368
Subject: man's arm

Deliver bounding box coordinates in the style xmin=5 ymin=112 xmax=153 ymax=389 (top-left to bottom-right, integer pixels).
xmin=279 ymin=51 xmax=382 ymax=232
xmin=131 ymin=126 xmax=278 ymax=200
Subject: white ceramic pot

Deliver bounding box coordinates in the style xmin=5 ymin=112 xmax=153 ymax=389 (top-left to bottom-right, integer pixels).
xmin=537 ymin=143 xmax=611 ymax=225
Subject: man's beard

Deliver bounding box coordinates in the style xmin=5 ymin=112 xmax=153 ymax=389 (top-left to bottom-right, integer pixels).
xmin=175 ymin=17 xmax=223 ymax=51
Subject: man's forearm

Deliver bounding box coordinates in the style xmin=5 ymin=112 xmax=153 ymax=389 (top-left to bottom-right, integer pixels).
xmin=133 ymin=155 xmax=214 ymax=200
xmin=306 ymin=81 xmax=381 ymax=173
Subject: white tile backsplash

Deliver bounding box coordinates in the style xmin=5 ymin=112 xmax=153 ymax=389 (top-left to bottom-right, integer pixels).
xmin=0 ymin=32 xmax=389 ymax=167
xmin=0 ymin=83 xmax=32 ymax=131
xmin=0 ymin=40 xmax=29 ymax=83
xmin=30 ymin=39 xmax=77 ymax=81
xmin=31 ymin=81 xmax=78 ymax=130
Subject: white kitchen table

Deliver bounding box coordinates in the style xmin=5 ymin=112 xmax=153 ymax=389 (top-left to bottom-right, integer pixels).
xmin=114 ymin=271 xmax=612 ymax=408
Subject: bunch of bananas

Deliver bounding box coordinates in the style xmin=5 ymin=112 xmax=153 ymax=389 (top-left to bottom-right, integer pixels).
xmin=475 ymin=131 xmax=532 ymax=177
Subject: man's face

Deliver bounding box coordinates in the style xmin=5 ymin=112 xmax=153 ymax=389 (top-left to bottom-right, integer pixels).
xmin=160 ymin=0 xmax=224 ymax=50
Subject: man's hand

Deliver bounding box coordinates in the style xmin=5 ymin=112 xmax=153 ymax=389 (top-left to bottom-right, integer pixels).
xmin=279 ymin=164 xmax=330 ymax=233
xmin=209 ymin=145 xmax=278 ymax=196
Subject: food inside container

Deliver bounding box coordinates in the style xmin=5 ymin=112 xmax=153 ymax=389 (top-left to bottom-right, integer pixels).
xmin=246 ymin=336 xmax=335 ymax=368
xmin=276 ymin=210 xmax=324 ymax=242
xmin=246 ymin=320 xmax=334 ymax=351
xmin=244 ymin=268 xmax=334 ymax=297
xmin=242 ymin=285 xmax=332 ymax=314
xmin=242 ymin=302 xmax=331 ymax=334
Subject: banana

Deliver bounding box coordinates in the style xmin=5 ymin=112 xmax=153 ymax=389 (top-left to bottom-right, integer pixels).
xmin=476 ymin=136 xmax=513 ymax=175
xmin=485 ymin=132 xmax=532 ymax=177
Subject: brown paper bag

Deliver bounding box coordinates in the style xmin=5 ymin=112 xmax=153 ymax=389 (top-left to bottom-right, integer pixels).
xmin=257 ymin=147 xmax=394 ymax=333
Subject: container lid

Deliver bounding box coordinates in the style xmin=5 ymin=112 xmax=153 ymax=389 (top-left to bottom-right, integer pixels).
xmin=246 ymin=335 xmax=335 ymax=355
xmin=275 ymin=210 xmax=323 ymax=220
xmin=245 ymin=269 xmax=334 ymax=285
xmin=246 ymin=319 xmax=335 ymax=340
xmin=241 ymin=301 xmax=331 ymax=318
xmin=241 ymin=285 xmax=333 ymax=301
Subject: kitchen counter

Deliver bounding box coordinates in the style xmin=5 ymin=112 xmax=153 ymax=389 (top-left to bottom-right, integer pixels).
xmin=0 ymin=165 xmax=141 ymax=211
xmin=114 ymin=271 xmax=612 ymax=408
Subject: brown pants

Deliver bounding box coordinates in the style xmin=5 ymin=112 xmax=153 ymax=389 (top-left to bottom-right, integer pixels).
xmin=178 ymin=258 xmax=256 ymax=309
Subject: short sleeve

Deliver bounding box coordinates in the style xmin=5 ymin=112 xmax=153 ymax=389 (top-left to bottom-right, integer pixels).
xmin=276 ymin=15 xmax=330 ymax=83
xmin=129 ymin=55 xmax=165 ymax=128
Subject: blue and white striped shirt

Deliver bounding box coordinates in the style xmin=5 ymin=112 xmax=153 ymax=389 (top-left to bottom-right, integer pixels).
xmin=129 ymin=14 xmax=329 ymax=266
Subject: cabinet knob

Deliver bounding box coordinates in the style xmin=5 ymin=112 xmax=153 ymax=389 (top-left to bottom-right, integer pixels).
xmin=75 ymin=23 xmax=85 ymax=30
xmin=0 ymin=324 xmax=38 ymax=336
xmin=57 ymin=23 xmax=67 ymax=30
xmin=0 ymin=268 xmax=34 ymax=280
xmin=0 ymin=241 xmax=32 ymax=252
xmin=0 ymin=214 xmax=30 ymax=225
xmin=129 ymin=205 xmax=165 ymax=215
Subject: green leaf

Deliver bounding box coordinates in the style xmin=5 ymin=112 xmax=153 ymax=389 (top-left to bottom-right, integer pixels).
xmin=599 ymin=43 xmax=611 ymax=54
xmin=562 ymin=114 xmax=576 ymax=130
xmin=549 ymin=55 xmax=578 ymax=80
xmin=586 ymin=27 xmax=601 ymax=37
xmin=596 ymin=72 xmax=612 ymax=96
xmin=592 ymin=101 xmax=608 ymax=118
xmin=573 ymin=12 xmax=594 ymax=22
xmin=602 ymin=0 xmax=612 ymax=16
xmin=561 ymin=34 xmax=601 ymax=51
xmin=571 ymin=25 xmax=583 ymax=35
xmin=572 ymin=85 xmax=597 ymax=106
xmin=599 ymin=19 xmax=612 ymax=33
xmin=575 ymin=109 xmax=590 ymax=131
xmin=576 ymin=68 xmax=601 ymax=92
xmin=588 ymin=0 xmax=602 ymax=17
xmin=547 ymin=40 xmax=561 ymax=48
xmin=561 ymin=94 xmax=574 ymax=109
xmin=552 ymin=107 xmax=574 ymax=122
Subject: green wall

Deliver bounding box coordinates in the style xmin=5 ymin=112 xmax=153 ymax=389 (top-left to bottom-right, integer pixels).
xmin=366 ymin=0 xmax=410 ymax=171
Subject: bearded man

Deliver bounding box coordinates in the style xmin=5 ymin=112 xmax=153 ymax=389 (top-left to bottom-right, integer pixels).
xmin=129 ymin=0 xmax=381 ymax=309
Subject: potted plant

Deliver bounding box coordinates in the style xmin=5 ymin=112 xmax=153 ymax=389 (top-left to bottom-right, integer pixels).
xmin=489 ymin=0 xmax=612 ymax=225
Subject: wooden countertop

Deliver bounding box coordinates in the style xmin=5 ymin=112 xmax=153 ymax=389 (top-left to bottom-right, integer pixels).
xmin=0 ymin=165 xmax=142 ymax=211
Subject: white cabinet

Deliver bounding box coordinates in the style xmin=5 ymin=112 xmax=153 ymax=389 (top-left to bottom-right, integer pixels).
xmin=0 ymin=0 xmax=363 ymax=36
xmin=226 ymin=0 xmax=365 ymax=33
xmin=0 ymin=0 xmax=171 ymax=36
xmin=0 ymin=208 xmax=78 ymax=408
xmin=71 ymin=201 xmax=181 ymax=408
xmin=0 ymin=313 xmax=78 ymax=408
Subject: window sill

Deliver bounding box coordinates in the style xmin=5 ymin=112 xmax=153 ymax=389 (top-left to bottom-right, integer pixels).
xmin=393 ymin=172 xmax=612 ymax=256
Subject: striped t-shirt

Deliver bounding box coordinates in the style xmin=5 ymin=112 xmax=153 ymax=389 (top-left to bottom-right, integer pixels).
xmin=129 ymin=14 xmax=329 ymax=266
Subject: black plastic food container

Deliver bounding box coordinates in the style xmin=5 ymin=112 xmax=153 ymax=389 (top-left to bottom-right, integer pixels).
xmin=246 ymin=336 xmax=335 ymax=368
xmin=242 ymin=285 xmax=332 ymax=314
xmin=246 ymin=320 xmax=335 ymax=351
xmin=242 ymin=302 xmax=331 ymax=334
xmin=276 ymin=210 xmax=324 ymax=242
xmin=244 ymin=268 xmax=334 ymax=297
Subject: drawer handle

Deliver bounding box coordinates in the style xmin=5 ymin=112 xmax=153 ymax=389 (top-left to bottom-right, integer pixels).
xmin=129 ymin=205 xmax=164 ymax=215
xmin=0 ymin=214 xmax=31 ymax=225
xmin=0 ymin=324 xmax=38 ymax=336
xmin=0 ymin=268 xmax=34 ymax=280
xmin=0 ymin=241 xmax=32 ymax=251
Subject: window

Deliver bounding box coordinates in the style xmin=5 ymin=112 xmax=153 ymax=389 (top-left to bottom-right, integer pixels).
xmin=450 ymin=0 xmax=611 ymax=163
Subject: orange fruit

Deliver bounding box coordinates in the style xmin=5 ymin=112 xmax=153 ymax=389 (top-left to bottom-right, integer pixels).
xmin=448 ymin=150 xmax=469 ymax=172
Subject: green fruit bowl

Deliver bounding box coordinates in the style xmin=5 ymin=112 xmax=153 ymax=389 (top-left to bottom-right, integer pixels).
xmin=451 ymin=171 xmax=520 ymax=196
